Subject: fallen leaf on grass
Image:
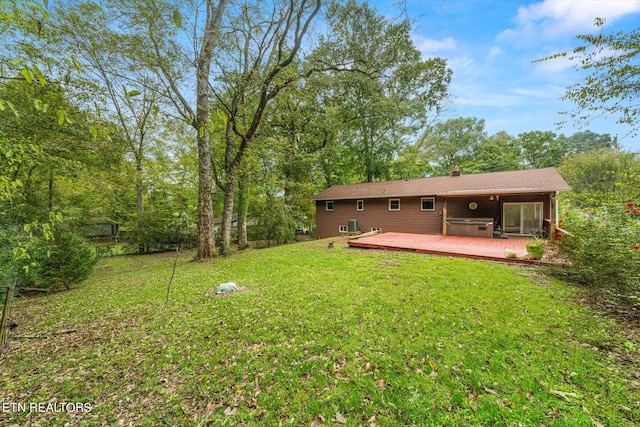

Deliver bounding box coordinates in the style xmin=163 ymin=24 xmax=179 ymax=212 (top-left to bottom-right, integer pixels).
xmin=483 ymin=385 xmax=499 ymax=396
xmin=466 ymin=384 xmax=478 ymax=400
xmin=546 ymin=408 xmax=561 ymax=418
xmin=334 ymin=412 xmax=347 ymax=424
xmin=428 ymin=360 xmax=438 ymax=377
xmin=549 ymin=389 xmax=579 ymax=402
xmin=478 ymin=382 xmax=499 ymax=396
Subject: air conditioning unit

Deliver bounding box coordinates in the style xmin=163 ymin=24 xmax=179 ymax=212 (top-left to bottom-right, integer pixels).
xmin=348 ymin=219 xmax=359 ymax=233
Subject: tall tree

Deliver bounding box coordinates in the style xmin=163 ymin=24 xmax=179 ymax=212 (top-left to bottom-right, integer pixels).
xmin=317 ymin=0 xmax=451 ymax=182
xmin=52 ymin=2 xmax=164 ymax=226
xmin=98 ymin=0 xmax=228 ymax=259
xmin=416 ymin=117 xmax=486 ymax=176
xmin=562 ymin=130 xmax=613 ymax=154
xmin=211 ymin=0 xmax=321 ymax=254
xmin=517 ymin=130 xmax=561 ymax=168
xmin=467 ymin=131 xmax=521 ymax=173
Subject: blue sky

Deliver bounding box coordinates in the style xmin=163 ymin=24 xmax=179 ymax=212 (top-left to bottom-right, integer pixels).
xmin=371 ymin=0 xmax=640 ymax=151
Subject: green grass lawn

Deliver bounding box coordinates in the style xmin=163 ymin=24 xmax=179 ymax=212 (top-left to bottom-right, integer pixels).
xmin=1 ymin=238 xmax=639 ymax=426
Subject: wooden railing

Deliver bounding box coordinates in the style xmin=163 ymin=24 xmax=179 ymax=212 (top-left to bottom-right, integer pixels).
xmin=554 ymin=226 xmax=572 ymax=243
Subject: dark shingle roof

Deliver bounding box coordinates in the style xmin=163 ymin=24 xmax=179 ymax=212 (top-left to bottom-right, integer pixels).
xmin=311 ymin=168 xmax=571 ymax=201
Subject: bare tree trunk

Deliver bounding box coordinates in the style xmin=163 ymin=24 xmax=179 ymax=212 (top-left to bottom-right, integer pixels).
xmin=194 ymin=0 xmax=227 ymax=260
xmin=135 ymin=155 xmax=143 ymax=221
xmin=48 ymin=168 xmax=54 ymax=212
xmin=220 ymin=177 xmax=236 ymax=253
xmin=196 ymin=131 xmax=216 ymax=259
xmin=217 ymin=0 xmax=321 ymax=253
xmin=237 ymin=167 xmax=250 ymax=250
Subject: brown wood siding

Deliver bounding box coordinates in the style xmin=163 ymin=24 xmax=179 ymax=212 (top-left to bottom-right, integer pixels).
xmin=446 ymin=197 xmax=500 ymax=219
xmin=315 ymin=193 xmax=553 ymax=239
xmin=315 ymin=197 xmax=444 ymax=239
xmin=445 ymin=194 xmax=550 ymax=222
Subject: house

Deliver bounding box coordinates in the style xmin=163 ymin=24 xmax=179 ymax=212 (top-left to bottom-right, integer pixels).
xmin=81 ymin=217 xmax=121 ymax=239
xmin=214 ymin=213 xmax=239 ymax=232
xmin=311 ymin=167 xmax=571 ymax=240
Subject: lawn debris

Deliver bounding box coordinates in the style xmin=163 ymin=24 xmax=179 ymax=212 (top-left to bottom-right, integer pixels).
xmin=549 ymin=389 xmax=579 ymax=402
xmin=205 ymin=283 xmax=249 ymax=297
xmin=13 ymin=329 xmax=77 ymax=339
xmin=334 ymin=412 xmax=347 ymax=424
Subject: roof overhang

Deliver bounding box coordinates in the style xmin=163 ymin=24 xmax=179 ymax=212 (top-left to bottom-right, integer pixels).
xmin=312 ymin=189 xmax=566 ymax=201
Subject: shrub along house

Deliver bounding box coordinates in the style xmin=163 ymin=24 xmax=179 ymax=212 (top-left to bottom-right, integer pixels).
xmin=311 ymin=167 xmax=571 ymax=240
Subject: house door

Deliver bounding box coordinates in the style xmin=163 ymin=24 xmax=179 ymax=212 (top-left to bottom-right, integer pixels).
xmin=503 ymin=202 xmax=543 ymax=235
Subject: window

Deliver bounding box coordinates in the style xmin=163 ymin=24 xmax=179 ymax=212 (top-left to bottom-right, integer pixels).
xmin=326 ymin=201 xmax=334 ymax=211
xmin=357 ymin=200 xmax=364 ymax=211
xmin=339 ymin=225 xmax=348 ymax=232
xmin=503 ymin=202 xmax=543 ymax=235
xmin=421 ymin=197 xmax=435 ymax=211
xmin=389 ymin=199 xmax=400 ymax=211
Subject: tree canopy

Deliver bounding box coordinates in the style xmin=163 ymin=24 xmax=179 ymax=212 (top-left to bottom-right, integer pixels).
xmin=539 ymin=19 xmax=640 ymax=137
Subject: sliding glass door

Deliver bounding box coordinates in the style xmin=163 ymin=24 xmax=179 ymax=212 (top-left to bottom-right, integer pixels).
xmin=503 ymin=202 xmax=542 ymax=235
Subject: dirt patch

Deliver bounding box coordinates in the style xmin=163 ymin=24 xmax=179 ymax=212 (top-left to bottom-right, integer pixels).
xmin=379 ymin=258 xmax=400 ymax=268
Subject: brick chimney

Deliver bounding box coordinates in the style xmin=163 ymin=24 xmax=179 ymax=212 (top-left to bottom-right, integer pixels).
xmin=452 ymin=165 xmax=461 ymax=177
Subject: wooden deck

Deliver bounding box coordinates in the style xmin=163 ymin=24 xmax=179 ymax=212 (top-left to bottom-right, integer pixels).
xmin=348 ymin=232 xmax=541 ymax=264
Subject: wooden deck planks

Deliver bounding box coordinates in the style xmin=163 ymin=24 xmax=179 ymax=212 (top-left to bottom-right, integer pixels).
xmin=347 ymin=232 xmax=540 ymax=264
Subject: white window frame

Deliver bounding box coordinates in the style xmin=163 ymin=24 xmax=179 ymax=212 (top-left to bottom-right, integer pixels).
xmin=339 ymin=225 xmax=348 ymax=233
xmin=389 ymin=199 xmax=400 ymax=211
xmin=326 ymin=201 xmax=334 ymax=211
xmin=357 ymin=200 xmax=364 ymax=211
xmin=421 ymin=197 xmax=435 ymax=211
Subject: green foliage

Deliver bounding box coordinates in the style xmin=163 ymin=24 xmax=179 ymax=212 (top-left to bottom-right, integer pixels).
xmin=418 ymin=117 xmax=486 ymax=175
xmin=250 ymin=196 xmax=296 ymax=247
xmin=467 ymin=131 xmax=522 ymax=173
xmin=317 ymin=0 xmax=452 ymax=182
xmin=558 ymin=149 xmax=640 ymax=204
xmin=35 ymin=231 xmax=97 ymax=290
xmin=547 ymin=23 xmax=640 ymax=136
xmin=518 ymin=130 xmax=561 ymax=168
xmin=9 ymin=229 xmax=98 ymax=291
xmin=551 ymin=201 xmax=640 ymax=314
xmin=125 ymin=209 xmax=197 ymax=254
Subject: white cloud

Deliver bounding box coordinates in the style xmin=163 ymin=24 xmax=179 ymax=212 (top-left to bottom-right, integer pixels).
xmin=512 ymin=86 xmax=561 ymax=99
xmin=448 ymin=56 xmax=476 ymax=76
xmin=453 ymin=86 xmax=522 ymax=107
xmin=499 ymin=0 xmax=640 ymax=42
xmin=487 ymin=46 xmax=503 ymax=60
xmin=412 ymin=34 xmax=457 ymax=55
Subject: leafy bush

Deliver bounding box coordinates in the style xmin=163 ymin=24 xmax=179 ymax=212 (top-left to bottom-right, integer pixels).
xmin=250 ymin=197 xmax=296 ymax=247
xmin=125 ymin=211 xmax=197 ymax=254
xmin=551 ymin=201 xmax=640 ymax=315
xmin=17 ymin=231 xmax=99 ymax=291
